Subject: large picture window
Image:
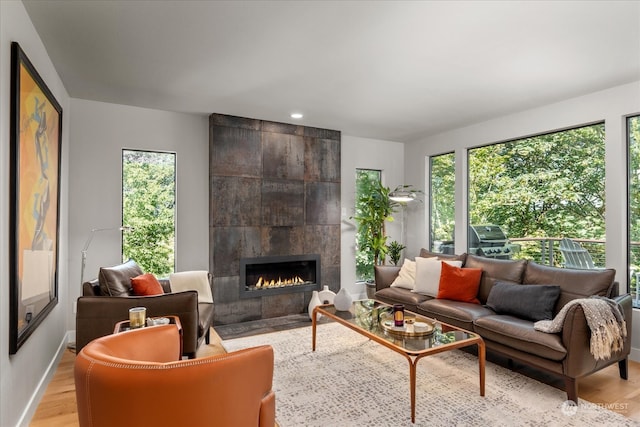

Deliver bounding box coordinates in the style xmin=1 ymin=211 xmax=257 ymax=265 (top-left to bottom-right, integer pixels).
xmin=468 ymin=123 xmax=605 ymax=265
xmin=429 ymin=153 xmax=455 ymax=253
xmin=122 ymin=149 xmax=176 ymax=275
xmin=628 ymin=115 xmax=640 ymax=307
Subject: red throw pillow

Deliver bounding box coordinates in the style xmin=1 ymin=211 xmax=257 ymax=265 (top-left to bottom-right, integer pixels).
xmin=131 ymin=273 xmax=164 ymax=296
xmin=436 ymin=262 xmax=482 ymax=304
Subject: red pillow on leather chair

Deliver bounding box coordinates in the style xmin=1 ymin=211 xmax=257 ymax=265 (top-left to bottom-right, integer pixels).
xmin=436 ymin=262 xmax=482 ymax=304
xmin=131 ymin=273 xmax=164 ymax=296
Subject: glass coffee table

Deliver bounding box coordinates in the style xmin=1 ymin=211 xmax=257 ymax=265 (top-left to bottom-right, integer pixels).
xmin=312 ymin=300 xmax=485 ymax=424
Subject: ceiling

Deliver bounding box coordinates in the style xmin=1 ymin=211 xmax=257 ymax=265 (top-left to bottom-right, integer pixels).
xmin=23 ymin=0 xmax=640 ymax=142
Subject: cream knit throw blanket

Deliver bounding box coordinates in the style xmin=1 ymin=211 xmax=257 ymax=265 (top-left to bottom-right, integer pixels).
xmin=534 ymin=296 xmax=626 ymax=360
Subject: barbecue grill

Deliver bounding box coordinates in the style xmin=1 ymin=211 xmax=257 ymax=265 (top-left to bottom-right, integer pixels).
xmin=468 ymin=224 xmax=514 ymax=259
xmin=439 ymin=224 xmax=518 ymax=259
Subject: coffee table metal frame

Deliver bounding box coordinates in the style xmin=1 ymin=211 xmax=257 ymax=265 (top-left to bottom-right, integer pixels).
xmin=312 ymin=301 xmax=485 ymax=423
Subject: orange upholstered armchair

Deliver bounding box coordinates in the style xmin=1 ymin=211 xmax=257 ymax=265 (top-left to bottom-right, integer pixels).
xmin=74 ymin=324 xmax=275 ymax=427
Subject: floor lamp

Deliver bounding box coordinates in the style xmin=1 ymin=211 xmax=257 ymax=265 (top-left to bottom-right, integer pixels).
xmin=69 ymin=226 xmax=132 ymax=351
xmin=80 ymin=226 xmax=132 ymax=288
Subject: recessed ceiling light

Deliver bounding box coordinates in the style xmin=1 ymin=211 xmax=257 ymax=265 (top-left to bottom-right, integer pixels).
xmin=290 ymin=112 xmax=304 ymax=119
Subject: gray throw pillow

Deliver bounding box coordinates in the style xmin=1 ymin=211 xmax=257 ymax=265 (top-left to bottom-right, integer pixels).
xmin=485 ymin=282 xmax=561 ymax=322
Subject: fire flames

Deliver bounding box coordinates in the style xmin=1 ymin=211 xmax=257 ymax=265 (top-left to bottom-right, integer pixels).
xmin=254 ymin=276 xmax=306 ymax=289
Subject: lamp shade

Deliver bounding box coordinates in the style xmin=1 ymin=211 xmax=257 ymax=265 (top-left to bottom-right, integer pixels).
xmin=389 ymin=190 xmax=416 ymax=203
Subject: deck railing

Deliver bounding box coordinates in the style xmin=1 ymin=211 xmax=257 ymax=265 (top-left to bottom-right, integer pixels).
xmin=508 ymin=237 xmax=640 ymax=307
xmin=508 ymin=237 xmax=606 ymax=268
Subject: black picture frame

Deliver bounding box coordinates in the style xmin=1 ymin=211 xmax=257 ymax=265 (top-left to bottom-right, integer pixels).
xmin=9 ymin=42 xmax=62 ymax=354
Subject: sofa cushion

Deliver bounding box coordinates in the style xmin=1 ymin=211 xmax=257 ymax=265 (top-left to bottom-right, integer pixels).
xmin=522 ymin=262 xmax=616 ymax=311
xmin=417 ymin=298 xmax=494 ymax=331
xmin=413 ymin=258 xmax=463 ymax=296
xmin=170 ymin=271 xmax=213 ymax=303
xmin=419 ymin=248 xmax=467 ymax=264
xmin=390 ymin=259 xmax=416 ymax=290
xmin=464 ymin=254 xmax=528 ymax=304
xmin=99 ymin=259 xmax=144 ymax=296
xmin=131 ymin=273 xmax=164 ymax=296
xmin=436 ymin=263 xmax=482 ymax=304
xmin=375 ymin=287 xmax=430 ymax=312
xmin=485 ymin=282 xmax=561 ymax=322
xmin=473 ymin=315 xmax=567 ymax=361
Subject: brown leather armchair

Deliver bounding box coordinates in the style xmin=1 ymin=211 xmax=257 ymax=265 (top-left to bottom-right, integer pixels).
xmin=76 ymin=260 xmax=215 ymax=358
xmin=75 ymin=324 xmax=275 ymax=427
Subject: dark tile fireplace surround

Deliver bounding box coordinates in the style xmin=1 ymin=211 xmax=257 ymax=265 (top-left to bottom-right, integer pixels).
xmin=209 ymin=114 xmax=341 ymax=325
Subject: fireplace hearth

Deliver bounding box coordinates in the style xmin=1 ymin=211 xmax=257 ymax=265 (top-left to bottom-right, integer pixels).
xmin=240 ymin=254 xmax=320 ymax=299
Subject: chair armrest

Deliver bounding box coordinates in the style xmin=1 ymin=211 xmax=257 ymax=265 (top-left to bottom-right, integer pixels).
xmin=76 ymin=291 xmax=199 ymax=357
xmin=374 ymin=265 xmax=401 ymax=291
xmin=561 ymin=294 xmax=631 ymax=377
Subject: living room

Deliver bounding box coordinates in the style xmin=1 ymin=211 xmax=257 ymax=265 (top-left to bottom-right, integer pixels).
xmin=1 ymin=1 xmax=640 ymax=426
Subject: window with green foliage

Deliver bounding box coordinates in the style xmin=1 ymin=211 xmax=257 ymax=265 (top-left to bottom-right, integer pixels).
xmin=628 ymin=115 xmax=640 ymax=306
xmin=429 ymin=153 xmax=455 ymax=253
xmin=468 ymin=123 xmax=605 ymax=263
xmin=122 ymin=150 xmax=176 ymax=275
xmin=355 ymin=169 xmax=382 ymax=281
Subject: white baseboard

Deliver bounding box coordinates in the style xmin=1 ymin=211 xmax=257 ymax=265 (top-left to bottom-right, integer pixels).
xmin=630 ymin=346 xmax=640 ymax=363
xmin=17 ymin=331 xmax=72 ymax=427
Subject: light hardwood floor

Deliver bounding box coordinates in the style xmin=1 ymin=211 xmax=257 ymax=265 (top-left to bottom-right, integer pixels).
xmin=30 ymin=327 xmax=640 ymax=426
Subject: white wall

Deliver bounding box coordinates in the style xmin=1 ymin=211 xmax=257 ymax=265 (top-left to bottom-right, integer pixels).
xmin=404 ymin=80 xmax=640 ymax=359
xmin=0 ymin=2 xmax=71 ymax=425
xmin=341 ymin=135 xmax=405 ymax=299
xmin=68 ymin=99 xmax=209 ymax=329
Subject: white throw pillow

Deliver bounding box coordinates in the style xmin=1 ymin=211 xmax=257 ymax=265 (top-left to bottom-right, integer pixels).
xmin=169 ymin=270 xmax=213 ymax=303
xmin=412 ymin=258 xmax=463 ymax=296
xmin=390 ymin=259 xmax=416 ymax=290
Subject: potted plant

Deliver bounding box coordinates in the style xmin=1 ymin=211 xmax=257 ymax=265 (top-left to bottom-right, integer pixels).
xmin=387 ymin=240 xmax=406 ymax=266
xmin=353 ymin=178 xmax=399 ymax=297
xmin=354 ymin=180 xmax=422 ymax=298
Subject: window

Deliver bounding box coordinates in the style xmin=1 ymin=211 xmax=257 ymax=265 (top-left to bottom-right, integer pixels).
xmin=627 ymin=115 xmax=640 ymax=307
xmin=467 ymin=123 xmax=605 ymax=265
xmin=429 ymin=153 xmax=455 ymax=253
xmin=355 ymin=169 xmax=382 ymax=282
xmin=122 ymin=150 xmax=176 ymax=275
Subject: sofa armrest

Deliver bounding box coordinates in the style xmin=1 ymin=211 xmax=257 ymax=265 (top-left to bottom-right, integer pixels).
xmin=561 ymin=294 xmax=632 ymax=377
xmin=76 ymin=290 xmax=199 ymax=358
xmin=614 ymin=293 xmax=633 ymax=355
xmin=374 ymin=265 xmax=401 ymax=291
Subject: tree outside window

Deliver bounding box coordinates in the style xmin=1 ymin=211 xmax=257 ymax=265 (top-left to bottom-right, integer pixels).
xmin=468 ymin=123 xmax=605 ymax=264
xmin=355 ymin=169 xmax=382 ymax=282
xmin=122 ymin=150 xmax=176 ymax=275
xmin=628 ymin=115 xmax=640 ymax=305
xmin=429 ymin=153 xmax=455 ymax=252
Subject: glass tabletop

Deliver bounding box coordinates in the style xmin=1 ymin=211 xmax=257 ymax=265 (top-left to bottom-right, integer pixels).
xmin=316 ymin=299 xmax=479 ymax=354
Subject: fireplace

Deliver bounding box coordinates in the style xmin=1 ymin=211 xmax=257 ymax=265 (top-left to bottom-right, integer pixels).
xmin=210 ymin=114 xmax=340 ymax=324
xmin=239 ymin=254 xmax=321 ymax=299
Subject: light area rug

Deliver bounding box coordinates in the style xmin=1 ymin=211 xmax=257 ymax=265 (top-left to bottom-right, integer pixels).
xmin=222 ymin=322 xmax=636 ymax=427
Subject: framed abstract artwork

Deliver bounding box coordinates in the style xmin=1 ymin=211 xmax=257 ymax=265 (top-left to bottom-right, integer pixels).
xmin=9 ymin=42 xmax=62 ymax=354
